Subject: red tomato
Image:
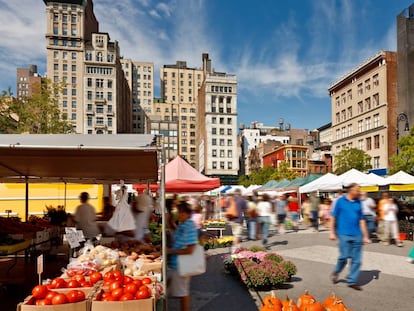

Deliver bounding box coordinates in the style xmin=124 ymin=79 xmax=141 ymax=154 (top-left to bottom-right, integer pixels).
xmin=135 ymin=288 xmax=150 ymax=300
xmin=133 ymin=279 xmax=143 ymax=287
xmin=124 ymin=283 xmax=138 ymax=295
xmin=31 ymin=285 xmax=48 ymax=299
xmin=66 ymin=290 xmax=85 ymax=303
xmin=141 ymin=277 xmax=152 ymax=285
xmin=112 ymin=270 xmax=123 ymax=282
xmin=67 ymin=280 xmax=80 ymax=288
xmin=119 ymin=293 xmax=134 ymax=301
xmin=123 ymin=275 xmax=133 ymax=284
xmin=72 ymin=274 xmax=85 ymax=283
xmin=103 ymin=280 xmax=112 ymax=287
xmin=111 ymin=288 xmax=124 ymax=300
xmin=103 ymin=271 xmax=115 ymax=281
xmin=45 ymin=291 xmax=58 ymax=301
xmin=109 ymin=281 xmax=123 ymax=291
xmin=102 ymin=296 xmax=115 ymax=302
xmin=36 ymin=299 xmax=51 ymax=305
xmin=52 ymin=293 xmax=68 ymax=305
xmin=51 ymin=277 xmax=67 ymax=289
xmin=101 ymin=291 xmax=111 ymax=299
xmin=89 ymin=272 xmax=102 ymax=284
xmin=139 ymin=285 xmax=149 ymax=291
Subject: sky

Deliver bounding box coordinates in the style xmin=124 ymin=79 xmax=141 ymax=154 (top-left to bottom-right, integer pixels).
xmin=0 ymin=0 xmax=413 ymax=131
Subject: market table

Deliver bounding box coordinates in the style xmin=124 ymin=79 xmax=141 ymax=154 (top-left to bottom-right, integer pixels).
xmin=0 ymin=239 xmax=32 ymax=275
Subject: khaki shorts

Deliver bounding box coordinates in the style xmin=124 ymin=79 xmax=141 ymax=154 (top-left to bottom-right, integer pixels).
xmin=230 ymin=221 xmax=243 ymax=240
xmin=167 ymin=269 xmax=191 ymax=297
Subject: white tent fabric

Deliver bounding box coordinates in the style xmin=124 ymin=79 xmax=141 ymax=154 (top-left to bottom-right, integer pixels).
xmin=225 ymin=185 xmax=247 ymax=195
xmin=338 ymin=168 xmax=380 ymax=187
xmin=367 ymin=173 xmax=385 ymax=185
xmin=299 ymin=173 xmax=342 ymax=193
xmin=379 ymin=170 xmax=414 ymax=185
xmin=244 ymin=185 xmax=262 ymax=196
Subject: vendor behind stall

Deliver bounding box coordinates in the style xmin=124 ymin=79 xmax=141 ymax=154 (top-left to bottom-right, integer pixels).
xmin=73 ymin=192 xmax=100 ymax=241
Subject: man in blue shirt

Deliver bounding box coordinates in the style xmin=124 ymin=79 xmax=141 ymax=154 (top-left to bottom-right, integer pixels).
xmin=167 ymin=201 xmax=198 ymax=311
xmin=330 ymin=183 xmax=370 ymax=291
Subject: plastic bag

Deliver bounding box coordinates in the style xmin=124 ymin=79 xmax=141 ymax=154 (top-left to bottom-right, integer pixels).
xmin=107 ymin=186 xmax=136 ymax=232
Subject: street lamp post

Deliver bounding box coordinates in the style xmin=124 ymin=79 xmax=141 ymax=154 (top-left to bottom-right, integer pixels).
xmin=396 ymin=112 xmax=410 ymax=154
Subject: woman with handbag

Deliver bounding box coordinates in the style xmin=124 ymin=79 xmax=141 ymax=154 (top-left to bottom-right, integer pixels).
xmin=167 ymin=201 xmax=199 ymax=311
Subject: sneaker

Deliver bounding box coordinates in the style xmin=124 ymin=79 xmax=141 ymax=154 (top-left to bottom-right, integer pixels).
xmin=397 ymin=242 xmax=403 ymax=247
xmin=406 ymin=258 xmax=414 ymax=263
xmin=330 ymin=272 xmax=338 ymax=284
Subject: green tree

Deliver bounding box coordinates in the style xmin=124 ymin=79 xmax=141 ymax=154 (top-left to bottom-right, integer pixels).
xmin=270 ymin=161 xmax=298 ymax=181
xmin=249 ymin=165 xmax=276 ymax=185
xmin=334 ymin=147 xmax=372 ymax=175
xmin=0 ymin=79 xmax=72 ymax=134
xmin=389 ymin=127 xmax=414 ymax=174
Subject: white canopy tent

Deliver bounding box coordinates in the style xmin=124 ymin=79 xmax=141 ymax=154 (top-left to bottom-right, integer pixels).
xmin=299 ymin=173 xmax=342 ymax=193
xmin=379 ymin=170 xmax=414 ymax=185
xmin=337 ymin=168 xmax=381 ymax=187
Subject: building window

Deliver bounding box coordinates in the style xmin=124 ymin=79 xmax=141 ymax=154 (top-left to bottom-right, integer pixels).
xmin=373 ymin=93 xmax=379 ymax=106
xmin=96 ymin=79 xmax=103 ymax=88
xmin=54 ymin=63 xmax=59 ymax=71
xmin=228 ymin=162 xmax=233 ymax=169
xmin=212 ymin=117 xmax=216 ymax=124
xmin=96 ymin=117 xmax=104 ymax=125
xmin=365 ymin=97 xmax=371 ymax=110
xmin=107 ymin=92 xmax=112 ymax=101
xmin=366 ymin=137 xmax=372 ymax=151
xmin=219 ymin=139 xmax=225 ymax=146
xmin=347 ymin=106 xmax=352 ymax=119
xmin=374 ymin=135 xmax=380 ymax=149
xmin=212 ymin=150 xmax=217 ymax=157
xmin=357 ymin=101 xmax=363 ymax=113
xmin=373 ymin=156 xmax=380 ymax=168
xmin=347 ymin=89 xmax=352 ymax=100
xmin=341 ymin=110 xmax=346 ymax=121
xmin=227 ymin=118 xmax=232 ymax=125
xmin=220 ymin=161 xmax=225 ymax=169
xmin=71 ymin=113 xmax=76 ymax=120
xmin=107 ymin=80 xmax=113 ymax=88
xmin=212 ymin=161 xmax=217 ymax=169
xmin=71 ymin=52 xmax=76 ymax=59
xmin=336 ymin=129 xmax=340 ymax=140
xmin=227 ymin=128 xmax=232 ymax=135
xmin=96 ymin=105 xmax=104 ymax=113
xmin=96 ymin=52 xmax=103 ymax=62
xmin=365 ymin=79 xmax=370 ymax=91
xmin=220 ymin=150 xmax=225 ymax=158
xmin=87 ymin=78 xmax=92 ymax=87
xmin=358 ymin=139 xmax=364 ymax=150
xmin=63 ymin=100 xmax=67 ymax=108
xmin=108 ymin=118 xmax=112 ymax=127
xmin=212 ymin=139 xmax=217 ymax=146
xmin=336 ymin=113 xmax=340 ymax=124
xmin=365 ymin=117 xmax=371 ymax=130
xmin=341 ymin=127 xmax=346 ymax=138
xmin=373 ymin=74 xmax=379 ymax=87
xmin=212 ymin=128 xmax=216 ymax=135
xmin=87 ymin=91 xmax=92 ymax=100
xmin=227 ymin=139 xmax=232 ymax=146
xmin=87 ymin=104 xmax=92 ymax=111
xmin=71 ymin=89 xmax=76 ymax=96
xmin=71 ymin=100 xmax=77 ymax=108
xmin=87 ymin=116 xmax=92 ymax=126
xmin=357 ymin=83 xmax=363 ymax=95
xmin=228 ymin=150 xmax=233 ymax=158
xmin=335 ymin=96 xmax=340 ymax=107
xmin=347 ymin=124 xmax=353 ymax=136
xmin=358 ymin=120 xmax=363 ymax=133
xmin=219 ymin=128 xmax=225 ymax=135
xmin=373 ymin=114 xmax=379 ymax=127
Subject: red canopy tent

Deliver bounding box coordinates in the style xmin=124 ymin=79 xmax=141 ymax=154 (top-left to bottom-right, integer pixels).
xmin=134 ymin=155 xmax=221 ymax=193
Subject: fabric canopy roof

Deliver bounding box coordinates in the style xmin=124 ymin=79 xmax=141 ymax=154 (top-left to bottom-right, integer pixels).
xmin=337 ymin=168 xmax=380 ymax=187
xmin=299 ymin=173 xmax=343 ymax=193
xmin=134 ymin=155 xmax=220 ymax=193
xmin=0 ymin=134 xmax=159 ymax=184
xmin=379 ymin=170 xmax=414 ymax=185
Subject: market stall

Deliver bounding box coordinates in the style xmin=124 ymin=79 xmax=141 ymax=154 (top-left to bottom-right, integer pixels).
xmin=0 ymin=134 xmax=164 ymax=311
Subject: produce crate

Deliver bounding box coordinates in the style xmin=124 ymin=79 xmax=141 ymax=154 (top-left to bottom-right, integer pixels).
xmin=91 ymin=296 xmax=154 ymax=311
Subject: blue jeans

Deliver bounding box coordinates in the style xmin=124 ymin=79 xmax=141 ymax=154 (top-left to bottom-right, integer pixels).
xmin=247 ymin=218 xmax=257 ymax=240
xmin=258 ymin=216 xmax=270 ymax=246
xmin=334 ymin=234 xmax=363 ymax=285
xmin=310 ymin=210 xmax=319 ymax=230
xmin=364 ymin=215 xmax=376 ymax=237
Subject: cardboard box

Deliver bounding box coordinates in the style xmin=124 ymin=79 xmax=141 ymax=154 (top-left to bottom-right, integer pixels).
xmin=91 ymin=297 xmax=154 ymax=311
xmin=18 ymin=299 xmax=88 ymax=311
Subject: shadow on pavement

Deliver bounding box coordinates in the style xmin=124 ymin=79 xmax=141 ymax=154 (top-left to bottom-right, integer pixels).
xmin=358 ymin=270 xmax=381 ymax=285
xmin=167 ymin=253 xmax=258 ymax=311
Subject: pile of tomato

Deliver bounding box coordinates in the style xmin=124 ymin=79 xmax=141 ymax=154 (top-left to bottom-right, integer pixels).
xmin=27 ymin=285 xmax=86 ymax=305
xmin=96 ymin=270 xmax=153 ymax=302
xmin=45 ymin=271 xmax=103 ymax=289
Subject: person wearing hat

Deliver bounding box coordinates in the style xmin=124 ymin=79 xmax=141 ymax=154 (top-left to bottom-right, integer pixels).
xmin=73 ymin=192 xmax=100 ymax=240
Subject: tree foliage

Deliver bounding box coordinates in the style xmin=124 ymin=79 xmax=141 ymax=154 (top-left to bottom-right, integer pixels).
xmin=238 ymin=162 xmax=298 ymax=186
xmin=0 ymin=79 xmax=72 ymax=134
xmin=334 ymin=147 xmax=372 ymax=175
xmin=389 ymin=126 xmax=414 ymax=174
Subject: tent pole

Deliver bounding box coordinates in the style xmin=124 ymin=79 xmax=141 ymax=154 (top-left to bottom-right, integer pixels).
xmin=25 ymin=177 xmax=29 ymax=222
xmin=64 ymin=182 xmax=67 ymax=209
xmin=159 ymin=137 xmax=167 ymax=310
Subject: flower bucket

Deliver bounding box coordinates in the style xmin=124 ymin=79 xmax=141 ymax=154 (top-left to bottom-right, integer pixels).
xmin=399 ymin=233 xmax=407 ymax=241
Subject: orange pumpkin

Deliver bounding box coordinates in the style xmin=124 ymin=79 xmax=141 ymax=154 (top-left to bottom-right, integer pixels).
xmin=323 ymin=292 xmax=345 ymax=309
xmin=325 ymin=301 xmax=348 ymax=311
xmin=261 ymin=295 xmax=282 ymax=311
xmin=281 ymin=297 xmax=300 ymax=311
xmin=297 ymin=290 xmax=315 ymax=308
xmin=300 ymin=301 xmax=324 ymax=311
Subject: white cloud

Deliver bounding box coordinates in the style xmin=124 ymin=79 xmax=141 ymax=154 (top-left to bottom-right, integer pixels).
xmin=156 ymin=3 xmax=173 ymax=17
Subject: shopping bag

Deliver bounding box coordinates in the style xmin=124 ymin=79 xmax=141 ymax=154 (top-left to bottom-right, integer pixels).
xmin=408 ymin=246 xmax=414 ymax=259
xmin=177 ymin=244 xmax=206 ymax=277
xmin=225 ymin=197 xmax=238 ymax=219
xmin=107 ymin=187 xmax=136 ymax=232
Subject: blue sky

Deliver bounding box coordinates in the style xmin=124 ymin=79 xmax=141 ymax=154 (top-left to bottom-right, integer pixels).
xmin=0 ymin=0 xmax=412 ymax=130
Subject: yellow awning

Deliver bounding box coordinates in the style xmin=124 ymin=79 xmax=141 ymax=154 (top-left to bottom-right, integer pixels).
xmin=389 ymin=184 xmax=414 ymax=191
xmin=361 ymin=186 xmax=379 ymax=192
